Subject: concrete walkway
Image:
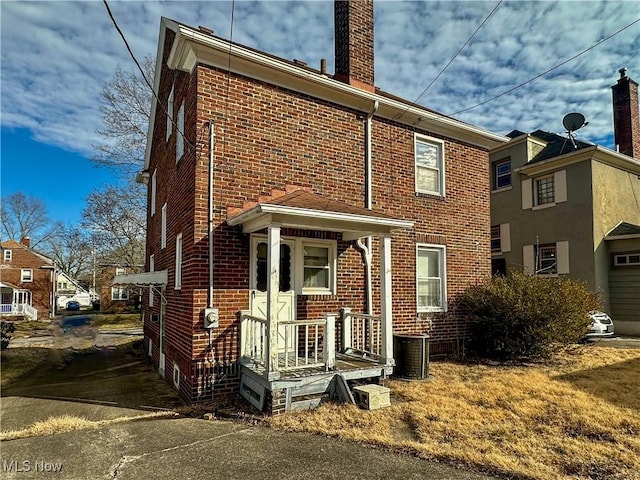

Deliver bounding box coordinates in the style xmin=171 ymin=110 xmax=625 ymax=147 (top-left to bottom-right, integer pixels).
xmin=1 ymin=416 xmax=497 ymax=480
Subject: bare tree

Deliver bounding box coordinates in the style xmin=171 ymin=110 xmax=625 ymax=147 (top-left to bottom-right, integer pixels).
xmin=92 ymin=55 xmax=154 ymax=177
xmin=0 ymin=192 xmax=58 ymax=247
xmin=82 ymin=181 xmax=146 ymax=268
xmin=45 ymin=226 xmax=95 ymax=279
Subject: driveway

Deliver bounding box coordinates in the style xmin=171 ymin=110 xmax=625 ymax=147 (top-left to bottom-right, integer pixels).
xmin=1 ymin=322 xmax=498 ymax=480
xmin=587 ymin=336 xmax=640 ymax=349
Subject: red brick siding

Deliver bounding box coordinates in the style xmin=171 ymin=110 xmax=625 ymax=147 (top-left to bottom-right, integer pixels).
xmin=0 ymin=241 xmax=54 ymax=318
xmin=143 ymin=53 xmax=491 ymax=402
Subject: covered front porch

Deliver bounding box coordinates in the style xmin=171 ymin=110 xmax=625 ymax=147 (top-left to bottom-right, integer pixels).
xmin=227 ymin=189 xmax=413 ymax=412
xmin=0 ymin=282 xmax=38 ymax=320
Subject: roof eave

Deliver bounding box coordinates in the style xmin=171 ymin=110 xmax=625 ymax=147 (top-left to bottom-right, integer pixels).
xmin=164 ymin=23 xmax=508 ymax=150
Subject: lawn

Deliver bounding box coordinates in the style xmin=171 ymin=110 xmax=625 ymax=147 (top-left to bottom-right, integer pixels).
xmin=269 ymin=346 xmax=640 ymax=480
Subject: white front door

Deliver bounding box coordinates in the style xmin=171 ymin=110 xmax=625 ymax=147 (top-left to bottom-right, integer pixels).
xmin=250 ymin=236 xmax=296 ymax=352
xmin=250 ymin=290 xmax=296 ymax=352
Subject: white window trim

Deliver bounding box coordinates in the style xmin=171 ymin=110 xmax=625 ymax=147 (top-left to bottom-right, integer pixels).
xmin=4 ymin=250 xmax=12 ymax=261
xmin=21 ymin=268 xmax=33 ymax=282
xmin=111 ymin=286 xmax=129 ymax=301
xmin=176 ymin=101 xmax=185 ymax=163
xmin=175 ymin=233 xmax=183 ymax=290
xmin=416 ymin=243 xmax=447 ymax=313
xmin=166 ymin=84 xmax=173 ymax=142
xmin=151 ymin=169 xmax=157 ymax=216
xmin=414 ymin=134 xmax=446 ymax=197
xmin=161 ymin=203 xmax=167 ymax=249
xmin=614 ymin=253 xmax=640 ymax=266
xmin=250 ymin=234 xmax=337 ymax=295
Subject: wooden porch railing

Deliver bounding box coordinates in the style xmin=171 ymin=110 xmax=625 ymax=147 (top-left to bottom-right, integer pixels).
xmin=0 ymin=303 xmax=38 ymax=320
xmin=341 ymin=308 xmax=381 ymax=358
xmin=240 ymin=312 xmax=337 ymax=376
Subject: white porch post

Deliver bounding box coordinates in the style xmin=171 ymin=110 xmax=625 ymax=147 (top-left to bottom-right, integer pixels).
xmin=380 ymin=234 xmax=394 ymax=365
xmin=324 ymin=313 xmax=336 ymax=370
xmin=266 ymin=224 xmax=281 ymax=379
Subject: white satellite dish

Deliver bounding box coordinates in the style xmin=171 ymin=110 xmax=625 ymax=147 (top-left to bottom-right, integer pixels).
xmin=562 ymin=112 xmax=588 ymax=149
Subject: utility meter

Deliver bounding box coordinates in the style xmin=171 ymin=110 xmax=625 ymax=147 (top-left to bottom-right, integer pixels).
xmin=204 ymin=308 xmax=219 ymax=328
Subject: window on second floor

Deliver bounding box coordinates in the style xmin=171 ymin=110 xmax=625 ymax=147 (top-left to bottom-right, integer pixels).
xmin=3 ymin=249 xmax=12 ymax=261
xmin=415 ymin=135 xmax=445 ymax=196
xmin=21 ymin=268 xmax=33 ymax=282
xmin=176 ymin=102 xmax=185 ymax=162
xmin=149 ymin=254 xmax=155 ymax=307
xmin=535 ymin=175 xmax=555 ymax=206
xmin=151 ymin=170 xmax=157 ymax=216
xmin=166 ymin=85 xmax=173 ymax=142
xmin=493 ymin=158 xmax=511 ymax=190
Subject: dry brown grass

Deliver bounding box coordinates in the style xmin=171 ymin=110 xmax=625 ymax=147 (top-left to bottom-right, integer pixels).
xmin=0 ymin=411 xmax=178 ymax=441
xmin=269 ymin=346 xmax=640 ymax=480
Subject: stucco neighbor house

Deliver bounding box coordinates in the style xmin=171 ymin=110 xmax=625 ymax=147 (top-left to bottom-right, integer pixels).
xmin=489 ymin=68 xmax=640 ymax=336
xmin=116 ymin=0 xmax=508 ymax=413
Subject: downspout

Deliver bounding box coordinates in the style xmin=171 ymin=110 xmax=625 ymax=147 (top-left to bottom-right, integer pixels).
xmin=357 ymin=100 xmax=378 ymax=315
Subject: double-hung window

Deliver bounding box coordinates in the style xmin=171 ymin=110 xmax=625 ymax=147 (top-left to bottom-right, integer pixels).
xmin=166 ymin=85 xmax=174 ymax=142
xmin=151 ymin=170 xmax=157 ymax=216
xmin=535 ymin=243 xmax=557 ymax=274
xmin=415 ymin=135 xmax=445 ymax=196
xmin=490 ymin=225 xmax=501 ymax=253
xmin=21 ymin=268 xmax=33 ymax=282
xmin=416 ymin=245 xmax=446 ymax=312
xmin=175 ymin=233 xmax=183 ymax=289
xmin=493 ymin=158 xmax=511 ymax=189
xmin=149 ymin=254 xmax=155 ymax=307
xmin=303 ymin=244 xmax=331 ymax=293
xmin=4 ymin=250 xmax=12 ymax=261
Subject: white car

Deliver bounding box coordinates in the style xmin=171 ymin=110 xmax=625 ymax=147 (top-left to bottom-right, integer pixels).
xmin=586 ymin=311 xmax=615 ymax=338
xmin=57 ymin=292 xmax=92 ymax=309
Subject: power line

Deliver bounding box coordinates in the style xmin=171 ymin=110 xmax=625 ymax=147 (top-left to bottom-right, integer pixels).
xmin=102 ymin=0 xmax=195 ymax=154
xmin=413 ymin=1 xmax=502 ymax=107
xmin=395 ymin=0 xmax=502 ymax=121
xmin=452 ymin=17 xmax=640 ymax=115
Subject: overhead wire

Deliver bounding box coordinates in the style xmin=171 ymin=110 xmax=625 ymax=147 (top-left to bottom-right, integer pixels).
xmin=102 ymin=0 xmax=196 ymax=154
xmin=394 ymin=0 xmax=502 ymax=121
xmin=452 ymin=17 xmax=640 ymax=115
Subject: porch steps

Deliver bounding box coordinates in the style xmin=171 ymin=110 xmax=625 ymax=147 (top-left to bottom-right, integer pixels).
xmin=239 ymin=370 xmax=356 ymax=413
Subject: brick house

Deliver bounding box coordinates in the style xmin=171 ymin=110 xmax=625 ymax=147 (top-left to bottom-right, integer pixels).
xmin=117 ymin=1 xmax=507 ymax=412
xmin=98 ymin=264 xmax=143 ymax=313
xmin=0 ymin=238 xmax=55 ymax=320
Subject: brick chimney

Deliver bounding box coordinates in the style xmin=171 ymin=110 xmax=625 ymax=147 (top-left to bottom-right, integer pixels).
xmin=334 ymin=0 xmax=375 ymax=92
xmin=20 ymin=236 xmax=31 ymax=247
xmin=611 ymin=67 xmax=640 ymax=158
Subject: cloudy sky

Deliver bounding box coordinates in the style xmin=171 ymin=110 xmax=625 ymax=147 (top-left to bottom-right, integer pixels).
xmin=1 ymin=0 xmax=638 ymax=226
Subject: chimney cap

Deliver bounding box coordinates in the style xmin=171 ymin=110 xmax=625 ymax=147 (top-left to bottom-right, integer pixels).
xmin=619 ymin=67 xmax=628 ymax=79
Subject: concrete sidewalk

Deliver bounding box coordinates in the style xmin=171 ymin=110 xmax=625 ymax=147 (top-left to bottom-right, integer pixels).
xmin=1 ymin=417 xmax=497 ymax=480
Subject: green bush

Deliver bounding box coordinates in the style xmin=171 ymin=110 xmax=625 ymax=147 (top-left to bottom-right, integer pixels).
xmin=460 ymin=272 xmax=600 ymax=359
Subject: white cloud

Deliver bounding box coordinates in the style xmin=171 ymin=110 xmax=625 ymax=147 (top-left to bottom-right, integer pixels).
xmin=1 ymin=0 xmax=638 ymax=157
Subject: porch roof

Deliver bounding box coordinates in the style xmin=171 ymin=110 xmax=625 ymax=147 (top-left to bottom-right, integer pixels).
xmin=0 ymin=281 xmax=24 ymax=291
xmin=226 ymin=190 xmax=414 ymax=241
xmin=113 ymin=270 xmax=168 ymax=286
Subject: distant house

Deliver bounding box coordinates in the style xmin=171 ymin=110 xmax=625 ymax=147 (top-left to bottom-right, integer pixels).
xmin=99 ymin=265 xmax=143 ymax=313
xmin=0 ymin=238 xmax=55 ymax=320
xmin=489 ymin=69 xmax=640 ymax=335
xmin=55 ymin=271 xmax=97 ymax=309
xmin=117 ymin=1 xmax=508 ymax=412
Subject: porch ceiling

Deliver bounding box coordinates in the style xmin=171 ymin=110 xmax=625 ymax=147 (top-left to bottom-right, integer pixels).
xmin=226 ymin=190 xmax=414 ymax=240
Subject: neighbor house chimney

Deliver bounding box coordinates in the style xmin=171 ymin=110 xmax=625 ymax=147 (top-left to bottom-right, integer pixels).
xmin=334 ymin=0 xmax=375 ymax=92
xmin=20 ymin=236 xmax=30 ymax=247
xmin=611 ymin=67 xmax=640 ymax=158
